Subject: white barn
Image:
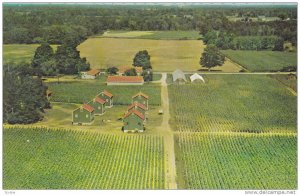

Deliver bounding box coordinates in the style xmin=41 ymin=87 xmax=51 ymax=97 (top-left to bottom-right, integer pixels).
xmin=190 ymin=73 xmax=205 ymax=83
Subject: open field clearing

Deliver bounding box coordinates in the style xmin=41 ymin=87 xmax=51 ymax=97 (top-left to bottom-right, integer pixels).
xmin=9 ymin=103 xmax=163 ymax=134
xmin=221 ymin=50 xmax=297 ymax=72
xmin=175 ymin=133 xmax=296 ymax=189
xmin=47 ymin=80 xmax=161 ymax=106
xmin=3 ymin=127 xmax=165 ymax=189
xmin=77 ymin=38 xmax=240 ymax=72
xmin=168 ymin=75 xmax=297 ymax=133
xmin=100 ymin=30 xmax=201 ymax=40
xmin=3 ymin=44 xmax=58 ymax=64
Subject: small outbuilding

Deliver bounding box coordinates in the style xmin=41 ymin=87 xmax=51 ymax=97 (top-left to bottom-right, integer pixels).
xmin=107 ymin=76 xmax=144 ymax=85
xmin=98 ymin=90 xmax=114 ymax=108
xmin=132 ymin=92 xmax=149 ymax=110
xmin=123 ymin=109 xmax=145 ymax=133
xmin=72 ymin=104 xmax=95 ymax=125
xmin=81 ymin=69 xmax=100 ymax=79
xmin=88 ymin=97 xmax=106 ymax=115
xmin=127 ymin=101 xmax=147 ymax=115
xmin=172 ymin=69 xmax=186 ymax=84
xmin=190 ymin=73 xmax=205 ymax=83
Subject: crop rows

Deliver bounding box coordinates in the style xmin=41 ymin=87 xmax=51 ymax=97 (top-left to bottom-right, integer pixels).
xmin=168 ymin=75 xmax=297 ymax=133
xmin=47 ymin=81 xmax=161 ymax=105
xmin=3 ymin=127 xmax=165 ymax=189
xmin=175 ymin=133 xmax=297 ymax=189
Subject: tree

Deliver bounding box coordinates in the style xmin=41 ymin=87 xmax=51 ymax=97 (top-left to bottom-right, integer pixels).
xmin=107 ymin=67 xmax=119 ymax=75
xmin=32 ymin=43 xmax=54 ymax=76
xmin=133 ymin=50 xmax=152 ymax=70
xmin=273 ymin=37 xmax=284 ymax=51
xmin=124 ymin=68 xmax=137 ymax=76
xmin=200 ymin=44 xmax=225 ymax=71
xmin=142 ymin=69 xmax=153 ymax=82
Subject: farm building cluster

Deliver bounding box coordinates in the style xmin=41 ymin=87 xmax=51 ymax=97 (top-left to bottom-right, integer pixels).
xmin=72 ymin=90 xmax=113 ymax=125
xmin=123 ymin=92 xmax=149 ymax=133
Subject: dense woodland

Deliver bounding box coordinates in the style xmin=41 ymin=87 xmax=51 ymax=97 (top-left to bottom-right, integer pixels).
xmin=3 ymin=4 xmax=297 ymax=46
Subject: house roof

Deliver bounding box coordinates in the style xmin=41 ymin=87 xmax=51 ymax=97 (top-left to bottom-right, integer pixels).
xmin=128 ymin=101 xmax=147 ymax=111
xmin=118 ymin=66 xmax=132 ymax=73
xmin=190 ymin=73 xmax=205 ymax=83
xmin=132 ymin=92 xmax=149 ymax=99
xmin=107 ymin=76 xmax=144 ymax=83
xmin=87 ymin=69 xmax=100 ymax=76
xmin=94 ymin=97 xmax=106 ymax=104
xmin=82 ymin=104 xmax=94 ymax=113
xmin=102 ymin=90 xmax=113 ymax=98
xmin=124 ymin=109 xmax=145 ymax=120
xmin=135 ymin=67 xmax=143 ymax=74
xmin=172 ymin=69 xmax=186 ymax=82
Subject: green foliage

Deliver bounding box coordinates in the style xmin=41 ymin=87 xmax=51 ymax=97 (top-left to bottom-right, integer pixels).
xmin=200 ymin=44 xmax=225 ymax=70
xmin=47 ymin=81 xmax=161 ymax=105
xmin=221 ymin=50 xmax=297 ymax=72
xmin=232 ymin=36 xmax=279 ymax=50
xmin=168 ymin=75 xmax=296 ymax=133
xmin=142 ymin=69 xmax=153 ymax=82
xmin=175 ymin=133 xmax=297 ymax=189
xmin=32 ymin=43 xmax=55 ymax=75
xmin=3 ymin=65 xmax=50 ymax=124
xmin=124 ymin=68 xmax=137 ymax=76
xmin=273 ymin=37 xmax=284 ymax=51
xmin=106 ymin=66 xmax=119 ymax=75
xmin=133 ymin=50 xmax=152 ymax=70
xmin=3 ymin=127 xmax=165 ymax=189
xmin=203 ymin=30 xmax=234 ymax=49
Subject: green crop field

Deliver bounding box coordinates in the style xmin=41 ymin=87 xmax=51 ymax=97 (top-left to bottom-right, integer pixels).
xmin=221 ymin=50 xmax=297 ymax=72
xmin=47 ymin=80 xmax=161 ymax=105
xmin=175 ymin=133 xmax=297 ymax=189
xmin=77 ymin=37 xmax=240 ymax=72
xmin=168 ymin=75 xmax=297 ymax=133
xmin=3 ymin=127 xmax=165 ymax=189
xmin=269 ymin=74 xmax=297 ymax=92
xmin=100 ymin=30 xmax=202 ymax=40
xmin=3 ymin=44 xmax=58 ymax=65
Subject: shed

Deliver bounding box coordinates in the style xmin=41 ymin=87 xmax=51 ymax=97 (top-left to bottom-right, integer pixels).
xmin=123 ymin=109 xmax=145 ymax=133
xmin=190 ymin=73 xmax=205 ymax=83
xmin=88 ymin=97 xmax=106 ymax=115
xmin=132 ymin=92 xmax=149 ymax=110
xmin=98 ymin=90 xmax=113 ymax=108
xmin=72 ymin=104 xmax=95 ymax=125
xmin=172 ymin=69 xmax=186 ymax=84
xmin=81 ymin=69 xmax=100 ymax=79
xmin=127 ymin=101 xmax=147 ymax=115
xmin=107 ymin=76 xmax=144 ymax=85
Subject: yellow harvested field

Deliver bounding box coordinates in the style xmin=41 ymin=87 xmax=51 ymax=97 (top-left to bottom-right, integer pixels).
xmin=77 ymin=38 xmax=241 ymax=72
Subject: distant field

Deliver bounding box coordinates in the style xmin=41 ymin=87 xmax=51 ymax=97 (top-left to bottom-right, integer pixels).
xmin=221 ymin=50 xmax=297 ymax=72
xmin=3 ymin=44 xmax=57 ymax=64
xmin=4 ymin=127 xmax=165 ymax=189
xmin=168 ymin=75 xmax=297 ymax=133
xmin=175 ymin=133 xmax=297 ymax=189
xmin=77 ymin=38 xmax=240 ymax=72
xmin=47 ymin=80 xmax=161 ymax=106
xmin=100 ymin=30 xmax=202 ymax=40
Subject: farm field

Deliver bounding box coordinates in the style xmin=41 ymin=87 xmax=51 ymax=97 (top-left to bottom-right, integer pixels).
xmin=168 ymin=75 xmax=297 ymax=133
xmin=100 ymin=30 xmax=202 ymax=40
xmin=47 ymin=80 xmax=161 ymax=106
xmin=77 ymin=37 xmax=241 ymax=72
xmin=3 ymin=127 xmax=165 ymax=189
xmin=3 ymin=44 xmax=58 ymax=65
xmin=221 ymin=50 xmax=297 ymax=72
xmin=269 ymin=74 xmax=297 ymax=92
xmin=175 ymin=133 xmax=297 ymax=189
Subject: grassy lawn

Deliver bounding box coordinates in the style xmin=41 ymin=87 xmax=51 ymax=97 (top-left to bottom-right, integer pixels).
xmin=221 ymin=50 xmax=297 ymax=72
xmin=168 ymin=75 xmax=297 ymax=133
xmin=3 ymin=44 xmax=58 ymax=65
xmin=175 ymin=133 xmax=296 ymax=189
xmin=77 ymin=37 xmax=240 ymax=72
xmin=3 ymin=127 xmax=165 ymax=189
xmin=100 ymin=30 xmax=202 ymax=40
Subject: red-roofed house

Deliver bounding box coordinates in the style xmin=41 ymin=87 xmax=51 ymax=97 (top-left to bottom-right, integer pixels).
xmin=123 ymin=109 xmax=145 ymax=132
xmin=107 ymin=76 xmax=144 ymax=85
xmin=127 ymin=101 xmax=147 ymax=115
xmin=81 ymin=69 xmax=100 ymax=79
xmin=88 ymin=97 xmax=106 ymax=115
xmin=132 ymin=92 xmax=149 ymax=110
xmin=98 ymin=90 xmax=114 ymax=108
xmin=72 ymin=104 xmax=95 ymax=125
